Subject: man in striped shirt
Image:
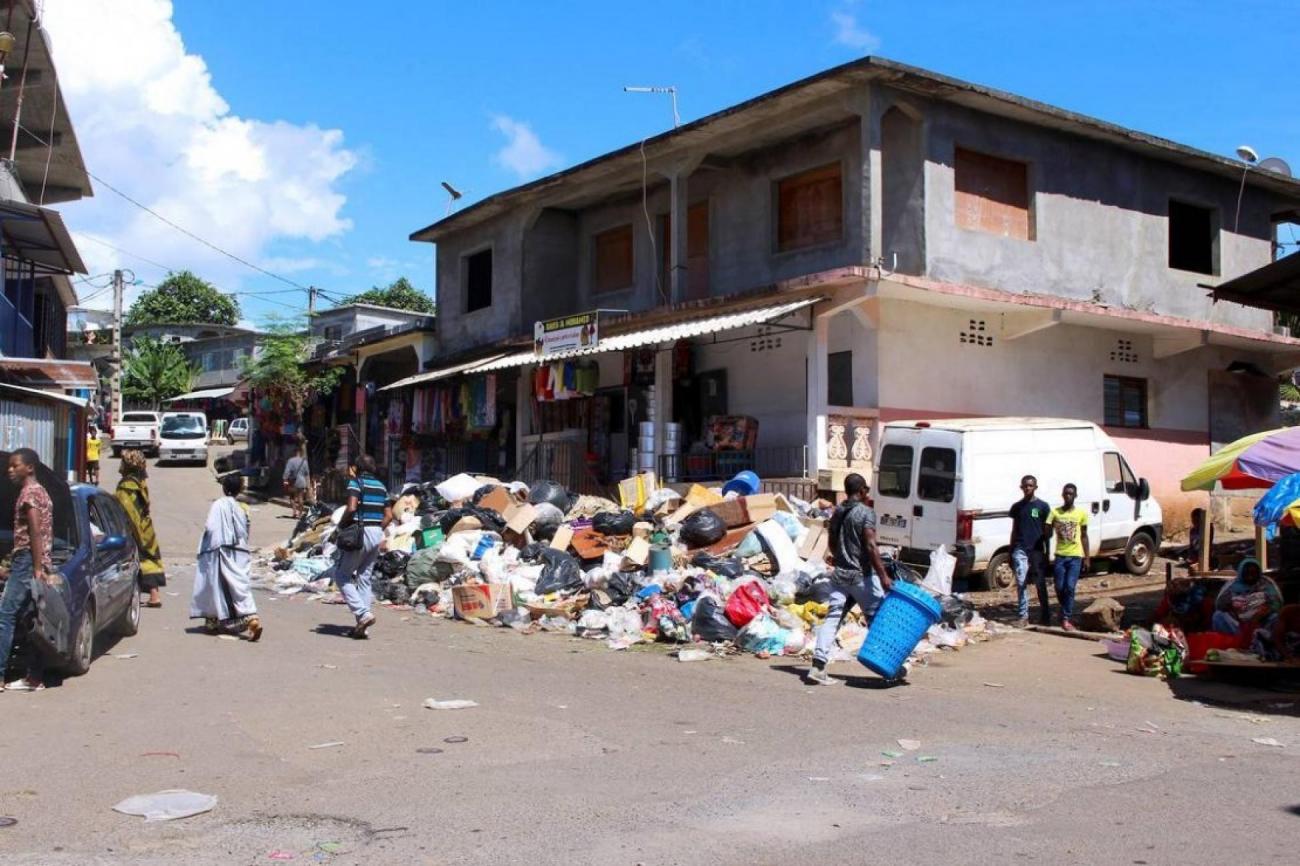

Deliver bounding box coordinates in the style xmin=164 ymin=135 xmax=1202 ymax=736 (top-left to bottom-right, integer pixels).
xmin=337 ymin=455 xmax=391 ymax=638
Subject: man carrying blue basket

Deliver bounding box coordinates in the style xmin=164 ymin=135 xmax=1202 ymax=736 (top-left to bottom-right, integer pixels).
xmin=807 ymin=473 xmax=893 ymax=686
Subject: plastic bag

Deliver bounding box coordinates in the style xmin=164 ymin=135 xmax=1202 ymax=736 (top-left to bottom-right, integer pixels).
xmin=375 ymin=550 xmax=410 ymax=579
xmin=529 ymin=480 xmax=572 ymax=513
xmin=680 ymin=508 xmax=727 ymax=548
xmin=725 ymin=579 xmax=769 ymax=628
xmin=592 ymin=510 xmax=637 ymax=536
xmin=737 ymin=613 xmax=791 ymax=655
xmin=691 ymin=551 xmax=745 ymax=579
xmin=435 ymin=472 xmax=481 ymax=503
xmin=690 ymin=595 xmax=738 ymax=643
xmin=438 ymin=505 xmax=506 ymax=535
xmin=533 ymin=549 xmax=584 ymax=595
xmin=606 ymin=571 xmax=637 ymax=606
xmin=528 ymin=502 xmax=565 ymax=541
xmin=113 ymin=790 xmax=218 ymax=823
xmin=754 ymin=520 xmax=801 ymax=576
xmin=923 ymin=546 xmax=955 ymax=596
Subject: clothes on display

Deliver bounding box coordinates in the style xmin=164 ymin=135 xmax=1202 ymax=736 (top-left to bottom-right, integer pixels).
xmin=534 ymin=361 xmax=598 ymax=402
xmin=410 ymin=374 xmax=498 ymax=434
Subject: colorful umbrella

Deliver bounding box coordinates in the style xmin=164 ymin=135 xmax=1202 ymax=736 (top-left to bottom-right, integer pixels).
xmin=1180 ymin=427 xmax=1300 ymax=492
xmin=1253 ymin=471 xmax=1300 ymax=528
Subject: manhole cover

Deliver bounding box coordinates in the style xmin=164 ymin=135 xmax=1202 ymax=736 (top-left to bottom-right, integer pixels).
xmin=416 ymin=747 xmax=444 ymax=755
xmin=442 ymin=736 xmax=468 ymax=744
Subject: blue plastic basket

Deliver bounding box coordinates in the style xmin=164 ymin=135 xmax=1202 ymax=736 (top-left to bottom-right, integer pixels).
xmin=858 ymin=580 xmax=942 ymax=678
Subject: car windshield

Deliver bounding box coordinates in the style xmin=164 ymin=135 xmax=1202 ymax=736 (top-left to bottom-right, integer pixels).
xmin=162 ymin=416 xmax=205 ymax=439
xmin=122 ymin=413 xmax=156 ymax=423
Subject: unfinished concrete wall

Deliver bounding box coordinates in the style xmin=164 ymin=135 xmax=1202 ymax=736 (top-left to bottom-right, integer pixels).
xmin=909 ymin=91 xmax=1282 ymax=330
xmin=574 ymin=188 xmax=671 ymax=314
xmin=879 ymin=106 xmax=925 ymax=275
xmin=522 ymin=209 xmax=580 ymax=327
xmin=434 ymin=217 xmax=525 ymax=357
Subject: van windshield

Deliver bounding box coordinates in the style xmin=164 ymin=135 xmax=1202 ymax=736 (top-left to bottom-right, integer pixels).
xmin=161 ymin=416 xmax=205 ymax=439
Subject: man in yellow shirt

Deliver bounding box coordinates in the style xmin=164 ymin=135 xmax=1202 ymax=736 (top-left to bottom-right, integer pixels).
xmin=1046 ymin=483 xmax=1090 ymax=631
xmin=86 ymin=425 xmax=102 ymax=486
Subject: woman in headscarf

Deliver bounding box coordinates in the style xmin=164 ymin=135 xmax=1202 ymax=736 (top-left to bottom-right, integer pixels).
xmin=191 ymin=473 xmax=262 ymax=641
xmin=115 ymin=449 xmax=167 ymax=608
xmin=1212 ymin=557 xmax=1282 ymax=637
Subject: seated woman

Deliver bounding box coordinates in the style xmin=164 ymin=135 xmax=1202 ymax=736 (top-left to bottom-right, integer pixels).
xmin=1212 ymin=558 xmax=1282 ymax=637
xmin=1153 ymin=577 xmax=1215 ymax=633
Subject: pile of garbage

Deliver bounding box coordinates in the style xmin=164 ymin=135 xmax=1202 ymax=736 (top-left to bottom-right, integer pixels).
xmin=257 ymin=471 xmax=1006 ymax=669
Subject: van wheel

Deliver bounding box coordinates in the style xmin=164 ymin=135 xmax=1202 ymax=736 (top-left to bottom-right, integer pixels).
xmin=984 ymin=552 xmax=1015 ymax=591
xmin=1123 ymin=531 xmax=1156 ymax=576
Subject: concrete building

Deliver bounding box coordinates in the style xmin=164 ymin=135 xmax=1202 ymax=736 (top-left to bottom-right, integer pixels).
xmin=402 ymin=57 xmax=1300 ymax=519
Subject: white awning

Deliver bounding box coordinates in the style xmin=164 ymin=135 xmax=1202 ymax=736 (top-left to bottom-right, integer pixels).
xmin=471 ymin=297 xmax=821 ymax=374
xmin=378 ymin=354 xmax=509 ymax=392
xmin=165 ymin=387 xmax=235 ymax=402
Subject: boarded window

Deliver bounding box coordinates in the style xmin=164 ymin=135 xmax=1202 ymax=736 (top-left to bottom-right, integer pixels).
xmin=1168 ymin=200 xmax=1217 ymax=275
xmin=465 ymin=248 xmax=492 ymax=312
xmin=954 ymin=148 xmax=1032 ymax=240
xmin=777 ymin=163 xmax=843 ymax=252
xmin=594 ymin=224 xmax=634 ymax=293
xmin=660 ymin=202 xmax=711 ymax=300
xmin=827 ymin=350 xmax=853 ymax=406
xmin=1104 ymin=375 xmax=1148 ymax=429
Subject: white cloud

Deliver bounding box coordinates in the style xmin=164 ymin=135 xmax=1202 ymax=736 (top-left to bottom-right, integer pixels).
xmin=42 ymin=0 xmax=357 ymax=309
xmin=490 ymin=114 xmax=562 ymax=179
xmin=830 ymin=8 xmax=880 ymax=51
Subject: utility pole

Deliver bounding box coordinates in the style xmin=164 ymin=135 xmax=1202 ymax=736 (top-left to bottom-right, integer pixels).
xmin=308 ymin=285 xmax=317 ymax=316
xmin=110 ymin=269 xmax=124 ymax=424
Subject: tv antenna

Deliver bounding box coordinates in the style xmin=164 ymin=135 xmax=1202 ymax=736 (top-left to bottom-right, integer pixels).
xmin=623 ymin=85 xmax=680 ymax=128
xmin=1233 ymin=146 xmax=1292 ymax=232
xmin=441 ymin=181 xmax=464 ymax=215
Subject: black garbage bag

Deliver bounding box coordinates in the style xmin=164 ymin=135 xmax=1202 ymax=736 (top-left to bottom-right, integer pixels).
xmin=533 ymin=548 xmax=585 ymax=595
xmin=375 ymin=550 xmax=410 ymax=579
xmin=529 ymin=479 xmax=571 ymax=513
xmin=691 ymin=595 xmax=738 ymax=643
xmin=530 ymin=503 xmax=565 ymax=541
xmin=794 ymin=572 xmax=836 ymax=605
xmin=592 ymin=510 xmax=636 ymax=536
xmin=680 ymin=508 xmax=726 ymax=548
xmin=438 ymin=505 xmax=506 ymax=535
xmin=471 ymin=484 xmax=500 ymax=505
xmin=691 ymin=551 xmax=745 ymax=579
xmin=606 ymin=571 xmax=637 ymax=606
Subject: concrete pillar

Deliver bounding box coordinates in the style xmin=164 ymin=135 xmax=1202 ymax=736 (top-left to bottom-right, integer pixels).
xmin=669 ymin=171 xmax=688 ymax=304
xmin=653 ymin=345 xmax=674 ymax=479
xmin=806 ymin=314 xmax=830 ymax=475
xmin=515 ymin=368 xmax=532 ymax=472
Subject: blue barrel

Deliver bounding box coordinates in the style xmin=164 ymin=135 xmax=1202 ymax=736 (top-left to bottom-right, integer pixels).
xmin=858 ymin=581 xmax=942 ymax=678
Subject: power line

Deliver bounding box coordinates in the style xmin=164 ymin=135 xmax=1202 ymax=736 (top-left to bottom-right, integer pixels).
xmin=70 ymin=231 xmax=178 ymax=274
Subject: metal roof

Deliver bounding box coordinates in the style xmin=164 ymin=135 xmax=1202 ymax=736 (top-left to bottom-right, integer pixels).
xmin=165 ymin=387 xmax=236 ymax=402
xmin=0 ymin=380 xmax=88 ymax=408
xmin=0 ymin=357 xmax=96 ymax=389
xmin=1210 ymin=253 xmax=1300 ymax=318
xmin=470 ymin=297 xmax=820 ymax=374
xmin=0 ymin=200 xmax=86 ymax=273
xmin=378 ymin=354 xmax=508 ymax=391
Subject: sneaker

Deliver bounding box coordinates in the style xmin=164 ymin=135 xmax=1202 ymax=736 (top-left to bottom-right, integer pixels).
xmin=245 ymin=616 xmax=263 ymax=642
xmin=1015 ymin=617 xmax=1030 ymax=628
xmin=5 ymin=678 xmax=44 ymax=692
xmin=805 ymin=667 xmax=840 ymax=686
xmin=1061 ymin=620 xmax=1077 ymax=632
xmin=352 ymin=613 xmax=376 ymax=639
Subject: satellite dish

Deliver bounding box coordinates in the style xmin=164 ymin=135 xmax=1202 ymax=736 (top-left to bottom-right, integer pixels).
xmin=1257 ymin=157 xmax=1292 ymax=177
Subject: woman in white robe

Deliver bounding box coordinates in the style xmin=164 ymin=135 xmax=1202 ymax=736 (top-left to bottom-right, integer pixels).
xmin=191 ymin=473 xmax=262 ymax=641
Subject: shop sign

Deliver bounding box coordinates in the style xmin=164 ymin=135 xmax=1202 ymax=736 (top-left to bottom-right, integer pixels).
xmin=533 ymin=311 xmax=599 ymax=358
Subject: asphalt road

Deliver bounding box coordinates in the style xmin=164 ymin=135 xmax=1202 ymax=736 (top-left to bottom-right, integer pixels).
xmin=2 ymin=449 xmax=1298 ymax=865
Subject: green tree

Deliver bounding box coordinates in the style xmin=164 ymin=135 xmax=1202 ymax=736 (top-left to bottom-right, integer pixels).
xmin=121 ymin=337 xmax=199 ymax=409
xmin=126 ymin=270 xmax=241 ymax=326
xmin=240 ymin=317 xmax=344 ymax=420
xmin=341 ymin=276 xmax=435 ymax=314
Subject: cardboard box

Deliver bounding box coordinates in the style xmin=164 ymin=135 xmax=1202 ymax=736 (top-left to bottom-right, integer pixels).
xmin=685 ymin=484 xmax=724 ymax=507
xmin=452 ymin=583 xmax=512 ymax=620
xmin=664 ymin=502 xmax=700 ymax=527
xmin=708 ymin=499 xmax=751 ymax=529
xmin=798 ymin=525 xmax=829 ymax=562
xmin=448 ymin=516 xmax=482 ymax=534
xmin=549 ymin=524 xmax=574 ymax=552
xmin=632 ymin=521 xmax=654 ymax=540
xmin=623 ymin=537 xmax=650 ymax=566
xmin=618 ymin=472 xmax=657 ymax=509
xmin=571 ymin=527 xmax=611 ymax=560
xmin=742 ymin=493 xmax=779 ymax=524
xmin=504 ymin=502 xmax=538 ymax=535
xmin=478 ymin=486 xmax=512 ymax=516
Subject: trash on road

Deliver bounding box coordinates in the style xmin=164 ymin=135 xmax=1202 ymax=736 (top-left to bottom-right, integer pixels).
xmin=422 ymin=698 xmax=479 ymax=710
xmin=113 ymin=789 xmax=217 ymax=822
xmin=307 ymin=741 xmax=345 ymax=750
xmin=897 ymin=738 xmax=921 ymax=751
xmin=1252 ymin=737 xmax=1285 ymax=747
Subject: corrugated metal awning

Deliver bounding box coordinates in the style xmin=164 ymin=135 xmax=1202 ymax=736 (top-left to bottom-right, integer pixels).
xmin=0 ymin=358 xmax=97 ymax=390
xmin=0 ymin=381 xmax=89 ymax=408
xmin=378 ymin=354 xmax=508 ymax=391
xmin=0 ymin=200 xmax=87 ymax=274
xmin=165 ymin=386 xmax=236 ymax=402
xmin=471 ymin=297 xmax=821 ymax=374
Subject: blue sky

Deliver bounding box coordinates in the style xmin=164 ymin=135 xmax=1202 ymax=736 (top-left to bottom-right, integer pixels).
xmin=55 ymin=1 xmax=1300 ymax=322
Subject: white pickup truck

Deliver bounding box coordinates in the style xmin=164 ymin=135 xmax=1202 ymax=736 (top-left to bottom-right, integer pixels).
xmin=110 ymin=411 xmax=160 ymax=458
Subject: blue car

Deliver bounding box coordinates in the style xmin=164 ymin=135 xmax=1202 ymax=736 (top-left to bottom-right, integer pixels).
xmin=1 ymin=456 xmax=141 ymax=677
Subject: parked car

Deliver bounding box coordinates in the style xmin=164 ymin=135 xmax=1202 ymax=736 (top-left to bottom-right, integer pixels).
xmin=157 ymin=411 xmax=209 ymax=465
xmin=873 ymin=418 xmax=1164 ymax=589
xmin=110 ymin=411 xmax=160 ymax=458
xmin=0 ymin=455 xmax=141 ymax=677
xmin=226 ymin=417 xmax=249 ymax=444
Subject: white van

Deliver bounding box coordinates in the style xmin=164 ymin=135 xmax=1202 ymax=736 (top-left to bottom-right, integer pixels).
xmin=157 ymin=411 xmax=209 ymax=465
xmin=872 ymin=418 xmax=1163 ymax=589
